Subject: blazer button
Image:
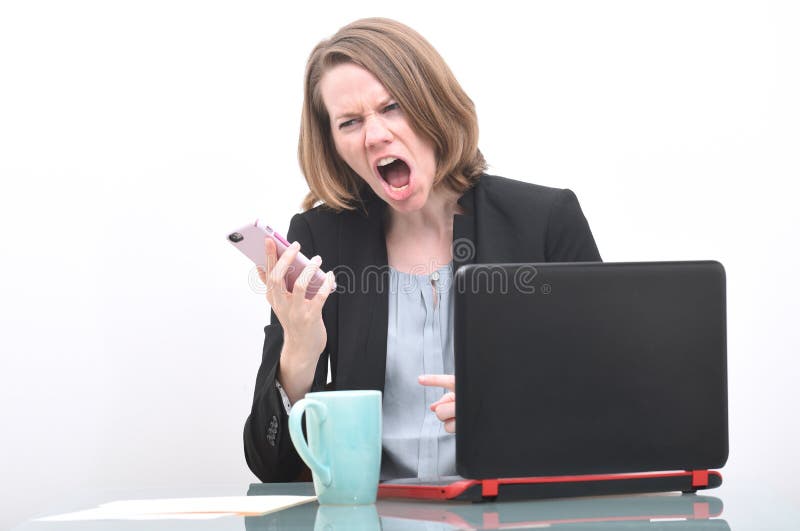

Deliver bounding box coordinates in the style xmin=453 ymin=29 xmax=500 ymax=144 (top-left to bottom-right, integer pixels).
xmin=267 ymin=416 xmax=279 ymax=446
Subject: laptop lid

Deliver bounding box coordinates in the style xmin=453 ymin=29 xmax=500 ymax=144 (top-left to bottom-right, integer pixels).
xmin=454 ymin=261 xmax=728 ymax=479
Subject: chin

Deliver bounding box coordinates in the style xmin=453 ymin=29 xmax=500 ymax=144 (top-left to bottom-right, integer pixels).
xmin=381 ymin=187 xmax=429 ymax=213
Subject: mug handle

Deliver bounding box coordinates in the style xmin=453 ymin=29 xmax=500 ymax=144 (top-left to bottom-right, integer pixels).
xmin=288 ymin=398 xmax=332 ymax=486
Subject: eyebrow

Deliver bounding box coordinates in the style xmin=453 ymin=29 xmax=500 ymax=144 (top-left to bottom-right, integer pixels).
xmin=333 ymin=96 xmax=395 ymax=122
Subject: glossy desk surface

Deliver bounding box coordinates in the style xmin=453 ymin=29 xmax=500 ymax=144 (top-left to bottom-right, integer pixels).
xmin=12 ymin=481 xmax=798 ymax=530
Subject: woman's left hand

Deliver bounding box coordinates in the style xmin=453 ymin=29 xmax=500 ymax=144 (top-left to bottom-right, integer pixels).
xmin=419 ymin=374 xmax=456 ymax=433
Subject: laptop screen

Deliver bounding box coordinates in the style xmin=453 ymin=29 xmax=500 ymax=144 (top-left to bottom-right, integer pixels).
xmin=454 ymin=261 xmax=728 ymax=479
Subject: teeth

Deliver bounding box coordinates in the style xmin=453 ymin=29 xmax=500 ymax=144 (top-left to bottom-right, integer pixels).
xmin=377 ymin=156 xmax=397 ymax=167
xmin=390 ymin=184 xmax=409 ymax=192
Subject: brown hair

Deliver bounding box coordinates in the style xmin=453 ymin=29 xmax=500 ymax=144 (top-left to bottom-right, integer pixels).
xmin=298 ymin=17 xmax=486 ymax=211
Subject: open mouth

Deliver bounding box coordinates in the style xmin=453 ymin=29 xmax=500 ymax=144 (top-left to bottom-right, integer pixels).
xmin=376 ymin=156 xmax=411 ymax=191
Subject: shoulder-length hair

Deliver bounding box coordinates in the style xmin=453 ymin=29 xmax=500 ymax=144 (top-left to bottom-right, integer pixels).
xmin=298 ymin=17 xmax=487 ymax=211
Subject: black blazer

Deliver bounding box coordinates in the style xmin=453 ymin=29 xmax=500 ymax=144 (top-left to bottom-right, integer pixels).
xmin=243 ymin=174 xmax=601 ymax=482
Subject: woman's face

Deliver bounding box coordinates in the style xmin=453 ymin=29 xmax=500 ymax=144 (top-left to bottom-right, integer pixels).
xmin=319 ymin=62 xmax=437 ymax=214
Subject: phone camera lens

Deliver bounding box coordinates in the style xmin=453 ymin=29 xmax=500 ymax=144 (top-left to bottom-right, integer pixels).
xmin=228 ymin=232 xmax=244 ymax=243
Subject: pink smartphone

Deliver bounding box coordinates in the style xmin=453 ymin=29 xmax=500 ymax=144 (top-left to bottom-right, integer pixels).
xmin=227 ymin=220 xmax=329 ymax=299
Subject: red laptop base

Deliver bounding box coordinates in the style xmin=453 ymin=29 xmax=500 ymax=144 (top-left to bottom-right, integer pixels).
xmin=378 ymin=470 xmax=723 ymax=502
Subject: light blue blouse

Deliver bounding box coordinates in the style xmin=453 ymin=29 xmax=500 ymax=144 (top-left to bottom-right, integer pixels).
xmin=381 ymin=262 xmax=457 ymax=480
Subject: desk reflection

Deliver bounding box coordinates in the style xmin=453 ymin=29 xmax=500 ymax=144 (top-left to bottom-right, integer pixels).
xmin=245 ymin=491 xmax=728 ymax=530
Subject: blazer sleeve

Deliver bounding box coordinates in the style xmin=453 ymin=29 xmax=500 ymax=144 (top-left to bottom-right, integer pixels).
xmin=545 ymin=189 xmax=602 ymax=262
xmin=243 ymin=213 xmax=330 ymax=483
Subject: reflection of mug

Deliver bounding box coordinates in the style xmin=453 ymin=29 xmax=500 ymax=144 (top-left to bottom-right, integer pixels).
xmin=314 ymin=504 xmax=380 ymax=531
xmin=289 ymin=390 xmax=382 ymax=505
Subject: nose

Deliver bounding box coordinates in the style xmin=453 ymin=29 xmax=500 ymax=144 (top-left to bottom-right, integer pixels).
xmin=364 ymin=115 xmax=393 ymax=148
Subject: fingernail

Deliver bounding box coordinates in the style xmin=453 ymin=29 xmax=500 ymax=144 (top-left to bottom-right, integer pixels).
xmin=312 ymin=255 xmax=322 ymax=264
xmin=291 ymin=241 xmax=300 ymax=250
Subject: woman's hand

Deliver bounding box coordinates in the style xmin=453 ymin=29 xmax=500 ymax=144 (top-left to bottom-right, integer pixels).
xmin=419 ymin=374 xmax=456 ymax=433
xmin=258 ymin=238 xmax=335 ymax=403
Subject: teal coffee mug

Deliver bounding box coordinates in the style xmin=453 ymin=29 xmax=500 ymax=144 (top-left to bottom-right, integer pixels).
xmin=288 ymin=390 xmax=382 ymax=505
xmin=314 ymin=504 xmax=380 ymax=530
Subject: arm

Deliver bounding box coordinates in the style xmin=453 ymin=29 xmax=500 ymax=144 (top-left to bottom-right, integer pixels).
xmin=243 ymin=214 xmax=332 ymax=482
xmin=545 ymin=189 xmax=602 ymax=262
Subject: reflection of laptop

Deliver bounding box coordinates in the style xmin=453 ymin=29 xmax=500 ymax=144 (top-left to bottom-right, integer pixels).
xmin=377 ymin=494 xmax=727 ymax=529
xmin=246 ymin=483 xmax=728 ymax=530
xmin=379 ymin=261 xmax=728 ymax=501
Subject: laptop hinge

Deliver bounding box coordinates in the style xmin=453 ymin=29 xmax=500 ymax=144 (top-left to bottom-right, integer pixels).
xmin=691 ymin=470 xmax=709 ymax=487
xmin=482 ymin=479 xmax=499 ymax=497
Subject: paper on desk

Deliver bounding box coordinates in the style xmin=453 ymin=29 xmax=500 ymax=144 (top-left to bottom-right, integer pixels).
xmin=36 ymin=495 xmax=317 ymax=521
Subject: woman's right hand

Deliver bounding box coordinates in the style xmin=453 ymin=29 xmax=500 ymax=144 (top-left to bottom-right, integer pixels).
xmin=258 ymin=238 xmax=335 ymax=402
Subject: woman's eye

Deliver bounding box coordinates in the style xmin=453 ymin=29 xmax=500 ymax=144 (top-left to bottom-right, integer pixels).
xmin=383 ymin=102 xmax=400 ymax=113
xmin=338 ymin=118 xmax=358 ymax=130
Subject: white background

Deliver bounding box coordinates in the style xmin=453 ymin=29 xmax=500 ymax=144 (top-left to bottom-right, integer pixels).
xmin=1 ymin=1 xmax=798 ymax=528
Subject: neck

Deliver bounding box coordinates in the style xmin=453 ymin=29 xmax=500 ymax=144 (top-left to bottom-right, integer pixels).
xmin=385 ymin=185 xmax=462 ymax=238
xmin=383 ymin=185 xmax=464 ymax=273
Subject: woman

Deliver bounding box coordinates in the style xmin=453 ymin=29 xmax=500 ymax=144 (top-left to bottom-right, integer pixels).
xmin=244 ymin=18 xmax=600 ymax=483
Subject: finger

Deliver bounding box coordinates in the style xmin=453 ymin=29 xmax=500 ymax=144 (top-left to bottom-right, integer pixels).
xmin=264 ymin=239 xmax=288 ymax=303
xmin=418 ymin=374 xmax=455 ymax=392
xmin=258 ymin=265 xmax=276 ymax=306
xmin=262 ymin=239 xmax=280 ymax=303
xmin=310 ymin=270 xmax=336 ymax=312
xmin=270 ymin=241 xmax=301 ymax=295
xmin=429 ymin=391 xmax=455 ymax=411
xmin=262 ymin=269 xmax=281 ymax=308
xmin=264 ymin=238 xmax=278 ymax=276
xmin=433 ymin=401 xmax=455 ymax=423
xmin=444 ymin=419 xmax=456 ymax=434
xmin=292 ymin=255 xmax=322 ymax=299
xmin=429 ymin=391 xmax=455 ymax=410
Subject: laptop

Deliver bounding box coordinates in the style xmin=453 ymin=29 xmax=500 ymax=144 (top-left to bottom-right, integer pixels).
xmin=379 ymin=261 xmax=728 ymax=501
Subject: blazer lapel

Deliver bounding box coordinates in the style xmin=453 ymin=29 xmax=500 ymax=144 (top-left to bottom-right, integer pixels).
xmin=336 ymin=195 xmax=389 ymax=392
xmin=454 ymin=183 xmax=478 ymax=270
xmin=335 ymin=179 xmax=482 ymax=392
